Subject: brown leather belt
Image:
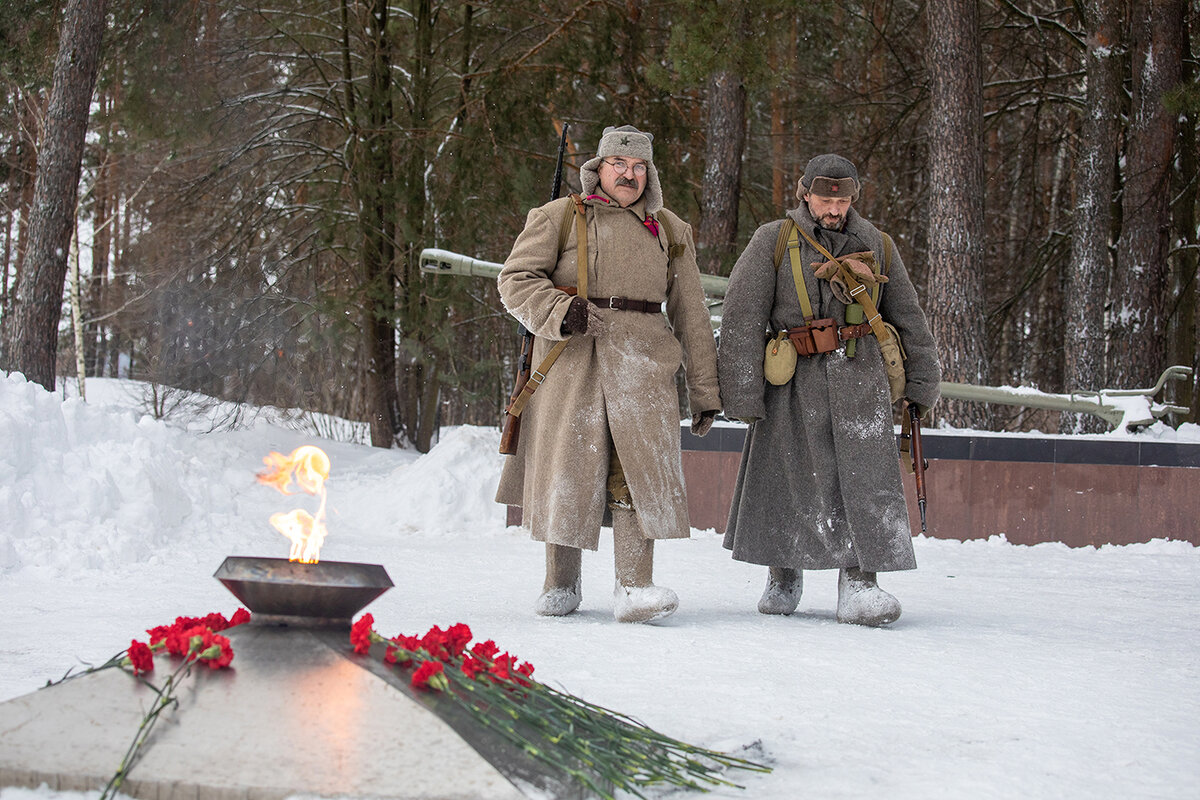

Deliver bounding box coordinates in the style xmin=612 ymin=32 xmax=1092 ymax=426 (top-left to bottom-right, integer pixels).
xmin=838 ymin=322 xmax=873 ymax=341
xmin=593 ymin=296 xmax=662 ymax=313
xmin=556 ymin=285 xmax=662 ymax=314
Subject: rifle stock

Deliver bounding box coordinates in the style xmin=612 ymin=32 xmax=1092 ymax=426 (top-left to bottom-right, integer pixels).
xmin=499 ymin=123 xmax=570 ymax=455
xmin=498 ymin=328 xmax=533 ymax=455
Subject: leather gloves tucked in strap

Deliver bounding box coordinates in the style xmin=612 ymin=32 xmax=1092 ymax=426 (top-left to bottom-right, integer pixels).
xmin=813 ymin=252 xmax=888 ymax=305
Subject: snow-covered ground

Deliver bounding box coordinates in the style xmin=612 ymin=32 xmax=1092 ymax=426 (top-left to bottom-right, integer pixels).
xmin=1 ymin=373 xmax=1198 ymax=799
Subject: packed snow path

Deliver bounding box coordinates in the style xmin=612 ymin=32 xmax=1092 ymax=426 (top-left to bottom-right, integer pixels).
xmin=1 ymin=375 xmax=1197 ymax=799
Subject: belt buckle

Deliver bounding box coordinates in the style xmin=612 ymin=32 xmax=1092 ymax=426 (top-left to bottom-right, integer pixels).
xmin=608 ymin=297 xmax=620 ymax=309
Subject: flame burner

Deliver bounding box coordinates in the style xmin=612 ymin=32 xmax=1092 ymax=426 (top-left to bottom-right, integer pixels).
xmin=215 ymin=556 xmax=393 ymax=628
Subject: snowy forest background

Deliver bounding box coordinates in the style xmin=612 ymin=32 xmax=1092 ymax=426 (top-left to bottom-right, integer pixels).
xmin=0 ymin=0 xmax=1197 ymax=451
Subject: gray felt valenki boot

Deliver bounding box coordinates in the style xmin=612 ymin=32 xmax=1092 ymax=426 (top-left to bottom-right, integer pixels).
xmin=758 ymin=566 xmax=803 ymax=615
xmin=612 ymin=508 xmax=678 ymax=624
xmin=534 ymin=543 xmax=582 ymax=617
xmin=836 ymin=566 xmax=901 ymax=627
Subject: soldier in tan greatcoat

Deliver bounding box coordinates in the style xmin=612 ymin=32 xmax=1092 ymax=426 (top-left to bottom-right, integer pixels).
xmin=495 ymin=125 xmax=720 ymax=623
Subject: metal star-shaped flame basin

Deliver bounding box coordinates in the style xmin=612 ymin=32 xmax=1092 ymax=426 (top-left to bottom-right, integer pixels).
xmin=214 ymin=556 xmax=393 ymax=627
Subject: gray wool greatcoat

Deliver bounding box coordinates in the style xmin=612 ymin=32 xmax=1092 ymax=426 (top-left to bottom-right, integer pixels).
xmin=718 ymin=203 xmax=941 ymax=572
xmin=495 ymin=190 xmax=720 ymax=550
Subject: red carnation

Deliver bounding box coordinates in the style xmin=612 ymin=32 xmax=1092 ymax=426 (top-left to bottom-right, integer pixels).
xmin=386 ymin=634 xmax=418 ymax=665
xmin=228 ymin=608 xmax=251 ymax=628
xmin=200 ymin=612 xmax=228 ymax=631
xmin=411 ymin=660 xmax=447 ymax=691
xmin=198 ymin=634 xmax=234 ymax=669
xmin=127 ymin=640 xmax=155 ymax=675
xmin=460 ymin=655 xmax=486 ymax=680
xmin=185 ymin=626 xmax=216 ymax=661
xmin=490 ymin=653 xmax=516 ymax=683
xmin=419 ymin=627 xmax=451 ymax=662
xmin=515 ymin=660 xmax=535 ymax=687
xmin=471 ymin=640 xmax=499 ymax=661
xmin=444 ymin=623 xmax=472 ymax=658
xmin=163 ymin=626 xmax=192 ymax=657
xmin=350 ymin=614 xmax=375 ymax=655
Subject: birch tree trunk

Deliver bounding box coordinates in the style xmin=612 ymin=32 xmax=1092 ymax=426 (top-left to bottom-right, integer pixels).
xmin=1061 ymin=0 xmax=1124 ymax=433
xmin=1109 ymin=0 xmax=1184 ymax=390
xmin=0 ymin=0 xmax=105 ymax=390
xmin=925 ymin=0 xmax=990 ymax=427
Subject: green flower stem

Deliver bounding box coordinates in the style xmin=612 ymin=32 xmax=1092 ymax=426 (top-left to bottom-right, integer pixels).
xmin=383 ymin=644 xmax=770 ymax=800
xmin=99 ymin=646 xmax=199 ymax=800
xmin=43 ymin=650 xmax=128 ymax=687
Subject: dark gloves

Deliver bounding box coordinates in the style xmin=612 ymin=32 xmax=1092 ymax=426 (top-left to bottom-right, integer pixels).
xmin=691 ymin=409 xmax=717 ymax=437
xmin=561 ymin=296 xmax=590 ymax=335
xmin=560 ymin=296 xmax=607 ymax=338
xmin=906 ymin=398 xmax=933 ymax=421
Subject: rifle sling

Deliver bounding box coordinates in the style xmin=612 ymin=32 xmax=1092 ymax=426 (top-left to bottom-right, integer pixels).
xmin=784 ymin=226 xmax=815 ymax=321
xmin=506 ymin=194 xmax=589 ymax=418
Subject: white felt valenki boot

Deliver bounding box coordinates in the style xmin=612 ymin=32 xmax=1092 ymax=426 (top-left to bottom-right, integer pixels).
xmin=758 ymin=566 xmax=803 ymax=615
xmin=612 ymin=508 xmax=678 ymax=623
xmin=534 ymin=543 xmax=582 ymax=616
xmin=836 ymin=567 xmax=901 ymax=626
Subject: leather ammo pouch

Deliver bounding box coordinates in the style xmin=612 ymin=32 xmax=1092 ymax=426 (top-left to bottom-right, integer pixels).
xmin=787 ymin=318 xmax=839 ymax=356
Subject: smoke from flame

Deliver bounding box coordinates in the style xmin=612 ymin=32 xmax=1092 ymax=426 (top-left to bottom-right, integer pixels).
xmin=257 ymin=446 xmax=330 ymax=563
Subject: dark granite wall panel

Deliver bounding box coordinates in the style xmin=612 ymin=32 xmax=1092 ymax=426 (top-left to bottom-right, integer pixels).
xmin=509 ymin=428 xmax=1200 ymax=547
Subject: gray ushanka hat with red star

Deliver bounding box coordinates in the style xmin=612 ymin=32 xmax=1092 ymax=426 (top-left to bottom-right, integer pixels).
xmin=797 ymin=153 xmax=861 ymax=201
xmin=580 ymin=125 xmax=663 ymax=214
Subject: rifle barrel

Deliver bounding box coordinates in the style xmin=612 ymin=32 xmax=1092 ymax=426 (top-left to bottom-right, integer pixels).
xmin=908 ymin=402 xmax=928 ymax=533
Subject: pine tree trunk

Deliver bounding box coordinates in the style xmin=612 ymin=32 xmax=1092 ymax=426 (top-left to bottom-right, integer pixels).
xmin=1169 ymin=26 xmax=1197 ymax=420
xmin=1180 ymin=45 xmax=1200 ymax=424
xmin=1109 ymin=0 xmax=1184 ymax=391
xmin=925 ymin=0 xmax=990 ymax=427
xmin=346 ymin=0 xmax=400 ymax=448
xmin=1061 ymin=0 xmax=1124 ymax=433
xmin=0 ymin=0 xmax=105 ymax=390
xmin=697 ymin=68 xmax=746 ymax=276
xmin=397 ymin=0 xmax=443 ymax=453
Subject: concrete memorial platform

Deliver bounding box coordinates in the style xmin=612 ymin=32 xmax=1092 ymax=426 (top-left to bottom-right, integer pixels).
xmin=0 ymin=559 xmax=592 ymax=800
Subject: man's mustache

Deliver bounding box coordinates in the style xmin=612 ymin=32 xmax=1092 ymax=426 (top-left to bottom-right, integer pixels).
xmin=616 ymin=177 xmax=639 ymax=188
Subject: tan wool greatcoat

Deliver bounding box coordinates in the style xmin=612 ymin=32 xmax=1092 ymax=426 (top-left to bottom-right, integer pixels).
xmin=495 ymin=189 xmax=720 ymax=550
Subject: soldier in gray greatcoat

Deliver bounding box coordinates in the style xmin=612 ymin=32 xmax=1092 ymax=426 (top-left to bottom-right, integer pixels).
xmin=717 ymin=154 xmax=941 ymax=626
xmin=496 ymin=125 xmax=720 ymax=624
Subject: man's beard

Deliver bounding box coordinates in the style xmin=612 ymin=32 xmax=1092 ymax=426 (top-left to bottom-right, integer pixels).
xmin=816 ymin=212 xmax=846 ymax=230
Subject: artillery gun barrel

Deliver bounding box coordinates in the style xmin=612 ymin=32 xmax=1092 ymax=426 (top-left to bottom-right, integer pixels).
xmin=419 ymin=248 xmax=504 ymax=280
xmin=420 ymin=248 xmax=1191 ymax=431
xmin=419 ymin=247 xmax=734 ymax=299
